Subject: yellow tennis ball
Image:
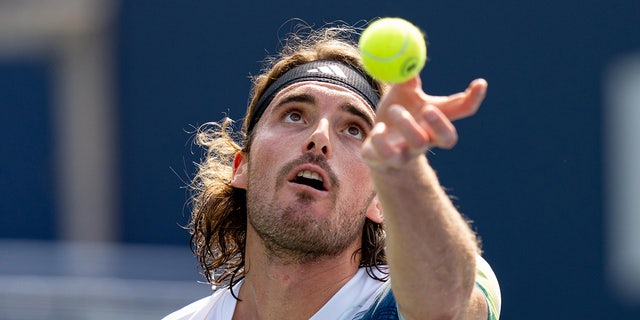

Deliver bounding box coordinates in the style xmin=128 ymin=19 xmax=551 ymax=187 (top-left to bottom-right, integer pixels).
xmin=359 ymin=18 xmax=427 ymax=83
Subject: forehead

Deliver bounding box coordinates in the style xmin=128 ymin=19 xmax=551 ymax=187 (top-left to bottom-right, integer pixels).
xmin=268 ymin=81 xmax=376 ymax=118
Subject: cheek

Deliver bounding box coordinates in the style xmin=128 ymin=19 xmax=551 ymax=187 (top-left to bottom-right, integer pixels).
xmin=254 ymin=124 xmax=305 ymax=150
xmin=248 ymin=130 xmax=300 ymax=177
xmin=337 ymin=150 xmax=374 ymax=189
xmin=251 ymin=129 xmax=292 ymax=158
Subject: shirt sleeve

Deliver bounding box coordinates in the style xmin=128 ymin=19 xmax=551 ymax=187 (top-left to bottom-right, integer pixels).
xmin=475 ymin=255 xmax=502 ymax=320
xmin=362 ymin=255 xmax=502 ymax=320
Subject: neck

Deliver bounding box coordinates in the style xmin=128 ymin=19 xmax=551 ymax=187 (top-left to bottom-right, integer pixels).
xmin=233 ymin=225 xmax=362 ymax=320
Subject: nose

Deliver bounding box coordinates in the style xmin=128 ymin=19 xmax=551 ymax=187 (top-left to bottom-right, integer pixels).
xmin=304 ymin=118 xmax=331 ymax=157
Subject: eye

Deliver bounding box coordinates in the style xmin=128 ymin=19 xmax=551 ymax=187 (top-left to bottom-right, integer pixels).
xmin=284 ymin=110 xmax=304 ymax=123
xmin=344 ymin=124 xmax=365 ymax=140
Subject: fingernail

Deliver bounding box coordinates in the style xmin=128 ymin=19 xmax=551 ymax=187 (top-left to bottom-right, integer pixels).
xmin=475 ymin=79 xmax=488 ymax=95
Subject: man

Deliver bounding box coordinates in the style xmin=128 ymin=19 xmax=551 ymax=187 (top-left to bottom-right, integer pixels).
xmin=165 ymin=23 xmax=501 ymax=320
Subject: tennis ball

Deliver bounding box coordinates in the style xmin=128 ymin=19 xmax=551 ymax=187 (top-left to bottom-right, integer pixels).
xmin=358 ymin=18 xmax=427 ymax=83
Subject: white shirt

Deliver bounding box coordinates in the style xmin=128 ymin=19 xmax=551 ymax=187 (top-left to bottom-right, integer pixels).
xmin=164 ymin=255 xmax=501 ymax=320
xmin=163 ymin=267 xmax=389 ymax=320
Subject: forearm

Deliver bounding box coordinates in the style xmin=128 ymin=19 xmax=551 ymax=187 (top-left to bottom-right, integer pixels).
xmin=372 ymin=155 xmax=479 ymax=319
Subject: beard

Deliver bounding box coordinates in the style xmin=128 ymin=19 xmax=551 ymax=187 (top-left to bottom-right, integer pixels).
xmin=246 ymin=154 xmax=374 ymax=264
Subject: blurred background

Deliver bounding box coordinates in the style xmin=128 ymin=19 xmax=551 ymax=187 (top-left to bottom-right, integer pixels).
xmin=1 ymin=0 xmax=639 ymax=318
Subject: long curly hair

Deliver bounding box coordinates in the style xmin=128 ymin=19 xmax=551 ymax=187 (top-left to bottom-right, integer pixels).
xmin=188 ymin=22 xmax=390 ymax=291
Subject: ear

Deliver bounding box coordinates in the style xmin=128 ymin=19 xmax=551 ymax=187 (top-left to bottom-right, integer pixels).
xmin=230 ymin=152 xmax=248 ymax=189
xmin=365 ymin=195 xmax=384 ymax=224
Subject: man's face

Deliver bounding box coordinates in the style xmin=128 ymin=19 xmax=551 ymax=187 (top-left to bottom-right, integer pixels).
xmin=233 ymin=81 xmax=380 ymax=262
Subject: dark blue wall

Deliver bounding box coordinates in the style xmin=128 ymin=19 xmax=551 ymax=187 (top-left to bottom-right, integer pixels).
xmin=3 ymin=0 xmax=640 ymax=318
xmin=0 ymin=60 xmax=56 ymax=240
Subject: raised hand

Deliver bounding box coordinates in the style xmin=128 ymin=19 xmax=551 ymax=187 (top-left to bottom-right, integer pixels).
xmin=362 ymin=76 xmax=488 ymax=170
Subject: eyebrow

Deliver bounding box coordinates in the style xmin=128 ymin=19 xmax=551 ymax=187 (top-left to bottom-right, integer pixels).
xmin=274 ymin=92 xmax=375 ymax=128
xmin=341 ymin=103 xmax=375 ymax=129
xmin=274 ymin=93 xmax=316 ymax=108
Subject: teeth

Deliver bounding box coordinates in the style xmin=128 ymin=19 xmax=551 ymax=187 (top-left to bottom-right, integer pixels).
xmin=297 ymin=170 xmax=323 ymax=182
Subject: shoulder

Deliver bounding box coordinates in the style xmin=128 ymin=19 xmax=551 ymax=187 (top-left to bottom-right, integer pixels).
xmin=362 ymin=257 xmax=501 ymax=320
xmin=474 ymin=255 xmax=502 ymax=320
xmin=162 ymin=291 xmax=221 ymax=320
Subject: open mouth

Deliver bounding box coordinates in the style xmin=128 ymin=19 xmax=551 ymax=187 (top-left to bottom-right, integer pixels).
xmin=292 ymin=170 xmax=327 ymax=191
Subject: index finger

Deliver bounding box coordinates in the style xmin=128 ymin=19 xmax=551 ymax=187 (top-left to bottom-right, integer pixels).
xmin=423 ymin=78 xmax=488 ymax=121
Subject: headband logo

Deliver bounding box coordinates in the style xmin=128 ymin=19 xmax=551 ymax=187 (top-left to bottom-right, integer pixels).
xmin=306 ymin=64 xmax=347 ymax=78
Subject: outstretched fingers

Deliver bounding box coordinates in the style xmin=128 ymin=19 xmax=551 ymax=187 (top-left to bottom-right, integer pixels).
xmin=423 ymin=78 xmax=488 ymax=121
xmin=363 ymin=76 xmax=485 ymax=169
xmin=421 ymin=105 xmax=458 ymax=149
xmin=362 ymin=104 xmax=459 ymax=169
xmin=388 ymin=104 xmax=429 ymax=151
xmin=387 ymin=104 xmax=458 ymax=151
